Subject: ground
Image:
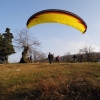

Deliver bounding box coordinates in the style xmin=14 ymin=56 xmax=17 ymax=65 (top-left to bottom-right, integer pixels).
xmin=0 ymin=63 xmax=100 ymax=100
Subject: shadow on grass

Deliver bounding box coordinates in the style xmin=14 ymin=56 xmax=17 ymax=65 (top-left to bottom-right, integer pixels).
xmin=1 ymin=80 xmax=99 ymax=100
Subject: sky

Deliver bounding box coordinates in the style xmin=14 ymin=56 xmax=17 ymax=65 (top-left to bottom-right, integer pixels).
xmin=1 ymin=0 xmax=100 ymax=63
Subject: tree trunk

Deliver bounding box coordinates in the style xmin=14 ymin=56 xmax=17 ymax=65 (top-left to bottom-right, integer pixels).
xmin=19 ymin=46 xmax=28 ymax=63
xmin=6 ymin=55 xmax=8 ymax=63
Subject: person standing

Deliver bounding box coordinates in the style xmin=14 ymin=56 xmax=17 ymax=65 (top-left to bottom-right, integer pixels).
xmin=30 ymin=55 xmax=32 ymax=63
xmin=73 ymin=55 xmax=77 ymax=63
xmin=48 ymin=52 xmax=53 ymax=64
xmin=56 ymin=55 xmax=60 ymax=63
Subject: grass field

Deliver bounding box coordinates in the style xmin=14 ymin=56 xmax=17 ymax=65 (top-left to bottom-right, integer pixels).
xmin=0 ymin=63 xmax=100 ymax=100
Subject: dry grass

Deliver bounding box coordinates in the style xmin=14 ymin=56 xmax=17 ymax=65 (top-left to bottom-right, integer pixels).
xmin=0 ymin=63 xmax=100 ymax=100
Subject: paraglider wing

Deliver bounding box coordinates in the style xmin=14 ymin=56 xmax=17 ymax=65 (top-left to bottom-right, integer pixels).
xmin=26 ymin=9 xmax=87 ymax=33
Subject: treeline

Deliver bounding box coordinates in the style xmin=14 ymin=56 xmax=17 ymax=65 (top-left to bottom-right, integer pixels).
xmin=60 ymin=45 xmax=100 ymax=63
xmin=60 ymin=52 xmax=100 ymax=63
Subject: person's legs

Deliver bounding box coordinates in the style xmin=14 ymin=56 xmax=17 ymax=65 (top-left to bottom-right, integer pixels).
xmin=49 ymin=59 xmax=51 ymax=64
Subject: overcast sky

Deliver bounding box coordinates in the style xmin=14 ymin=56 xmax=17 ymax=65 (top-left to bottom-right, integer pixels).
xmin=1 ymin=0 xmax=100 ymax=62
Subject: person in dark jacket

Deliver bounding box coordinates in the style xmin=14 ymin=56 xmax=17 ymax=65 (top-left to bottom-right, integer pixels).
xmin=48 ymin=52 xmax=53 ymax=64
xmin=30 ymin=55 xmax=32 ymax=63
xmin=73 ymin=55 xmax=77 ymax=63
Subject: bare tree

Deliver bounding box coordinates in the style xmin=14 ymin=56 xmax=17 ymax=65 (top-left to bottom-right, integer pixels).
xmin=14 ymin=28 xmax=40 ymax=63
xmin=38 ymin=52 xmax=46 ymax=62
xmin=61 ymin=52 xmax=71 ymax=62
xmin=79 ymin=45 xmax=95 ymax=62
xmin=65 ymin=52 xmax=71 ymax=62
xmin=33 ymin=50 xmax=46 ymax=62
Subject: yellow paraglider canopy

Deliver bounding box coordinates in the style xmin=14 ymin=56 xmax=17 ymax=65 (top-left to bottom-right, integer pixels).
xmin=26 ymin=9 xmax=87 ymax=33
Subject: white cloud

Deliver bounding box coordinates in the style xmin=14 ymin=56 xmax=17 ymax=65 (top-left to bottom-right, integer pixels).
xmin=92 ymin=45 xmax=100 ymax=52
xmin=52 ymin=39 xmax=85 ymax=56
xmin=50 ymin=38 xmax=100 ymax=56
